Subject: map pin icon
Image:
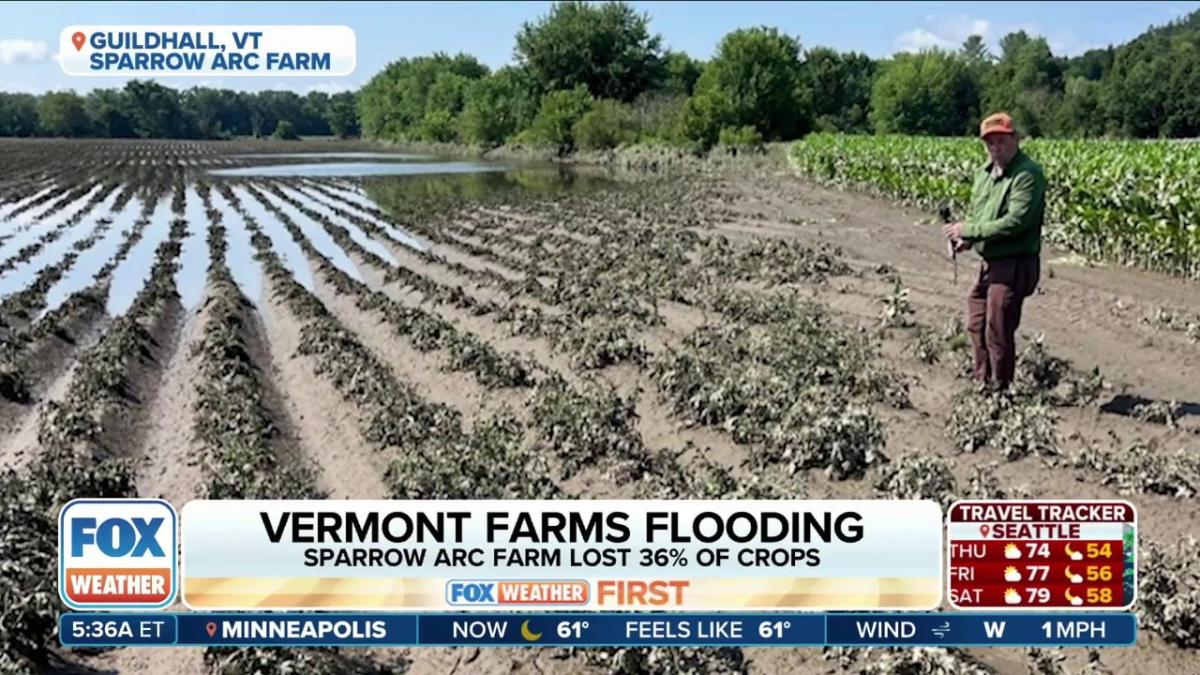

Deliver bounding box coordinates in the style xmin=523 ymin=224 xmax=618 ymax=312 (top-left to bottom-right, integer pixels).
xmin=72 ymin=32 xmax=86 ymax=52
xmin=206 ymin=622 xmax=217 ymax=638
xmin=980 ymin=524 xmax=990 ymax=538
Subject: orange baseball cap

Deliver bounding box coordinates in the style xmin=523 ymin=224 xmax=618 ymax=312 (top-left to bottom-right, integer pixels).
xmin=980 ymin=112 xmax=1015 ymax=138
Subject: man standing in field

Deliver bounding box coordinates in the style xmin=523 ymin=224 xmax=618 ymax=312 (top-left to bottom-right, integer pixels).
xmin=942 ymin=112 xmax=1046 ymax=391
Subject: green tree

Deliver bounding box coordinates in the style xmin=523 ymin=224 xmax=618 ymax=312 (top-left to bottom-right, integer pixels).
xmin=84 ymin=90 xmax=133 ymax=138
xmin=460 ymin=67 xmax=540 ymax=146
xmin=682 ymin=27 xmax=812 ymax=147
xmin=416 ymin=110 xmax=457 ymax=142
xmin=1050 ymin=76 xmax=1106 ymax=137
xmin=271 ymin=119 xmax=299 ymax=140
xmin=324 ymin=92 xmax=360 ymax=138
xmin=182 ymin=87 xmax=229 ymax=138
xmin=869 ymin=50 xmax=979 ymax=136
xmin=524 ymin=85 xmax=593 ymax=153
xmin=980 ymin=31 xmax=1063 ymax=136
xmin=1162 ymin=39 xmax=1200 ymax=137
xmin=426 ymin=72 xmax=472 ymax=116
xmin=1099 ymin=11 xmax=1200 ymax=138
xmin=659 ymin=50 xmax=702 ymax=95
xmin=37 ymin=91 xmax=90 ymax=137
xmin=0 ymin=93 xmax=39 ymax=136
xmin=299 ymin=91 xmax=332 ymax=135
xmin=628 ymin=92 xmax=688 ymax=143
xmin=573 ymin=98 xmax=637 ymax=149
xmin=959 ymin=35 xmax=993 ymax=123
xmin=358 ymin=53 xmax=488 ymax=139
xmin=123 ymin=80 xmax=188 ymax=138
xmin=1065 ymin=47 xmax=1113 ymax=81
xmin=515 ymin=1 xmax=664 ymax=102
xmin=800 ymin=47 xmax=875 ymax=132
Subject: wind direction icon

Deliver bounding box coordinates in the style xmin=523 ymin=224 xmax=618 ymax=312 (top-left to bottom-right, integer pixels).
xmin=931 ymin=621 xmax=951 ymax=639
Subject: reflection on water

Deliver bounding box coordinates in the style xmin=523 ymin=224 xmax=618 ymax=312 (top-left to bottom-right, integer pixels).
xmin=106 ymin=195 xmax=172 ymax=317
xmin=211 ymin=190 xmax=263 ymax=304
xmin=0 ymin=184 xmax=105 ymax=264
xmin=41 ymin=194 xmax=147 ymax=317
xmin=252 ymin=188 xmax=362 ymax=282
xmin=0 ymin=185 xmax=57 ymax=223
xmin=232 ymin=152 xmax=434 ymax=161
xmin=26 ymin=183 xmax=105 ymax=224
xmin=296 ymin=182 xmax=427 ymax=253
xmin=231 ymin=185 xmax=315 ymax=291
xmin=279 ymin=185 xmax=398 ymax=266
xmin=175 ymin=188 xmax=210 ymax=311
xmin=210 ymin=161 xmax=508 ymax=178
xmin=360 ymin=165 xmax=617 ymax=219
xmin=0 ymin=188 xmax=121 ymax=297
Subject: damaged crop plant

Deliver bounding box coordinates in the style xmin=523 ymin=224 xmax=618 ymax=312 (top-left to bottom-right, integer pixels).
xmin=1 ymin=112 xmax=1198 ymax=675
xmin=221 ymin=184 xmax=558 ymax=502
xmin=650 ymin=298 xmax=900 ymax=480
xmin=1 ymin=209 xmax=186 ymax=673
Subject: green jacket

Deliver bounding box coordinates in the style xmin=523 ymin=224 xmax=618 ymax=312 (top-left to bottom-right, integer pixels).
xmin=963 ymin=149 xmax=1046 ymax=260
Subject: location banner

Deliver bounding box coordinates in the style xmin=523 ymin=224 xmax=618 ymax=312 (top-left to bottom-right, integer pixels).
xmin=180 ymin=500 xmax=943 ymax=611
xmin=59 ymin=612 xmax=1138 ymax=648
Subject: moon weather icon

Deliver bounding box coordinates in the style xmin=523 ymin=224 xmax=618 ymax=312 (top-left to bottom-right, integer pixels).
xmin=521 ymin=620 xmax=543 ymax=642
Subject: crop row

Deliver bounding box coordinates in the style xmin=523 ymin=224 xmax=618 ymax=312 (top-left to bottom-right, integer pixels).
xmin=790 ymin=133 xmax=1200 ymax=279
xmin=650 ymin=301 xmax=903 ymax=480
xmin=0 ymin=181 xmax=117 ymax=275
xmin=0 ymin=212 xmax=187 ymax=672
xmin=280 ymin=181 xmax=651 ymax=370
xmin=250 ymin=183 xmax=538 ymax=389
xmin=191 ymin=184 xmax=356 ymax=675
xmin=220 ymin=183 xmax=560 ymax=501
xmin=294 ymin=178 xmax=900 ymax=485
xmin=0 ymin=195 xmax=161 ymax=403
xmin=234 ymin=181 xmax=774 ymax=500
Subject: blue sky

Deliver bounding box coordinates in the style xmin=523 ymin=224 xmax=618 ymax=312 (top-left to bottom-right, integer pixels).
xmin=1 ymin=1 xmax=1197 ymax=93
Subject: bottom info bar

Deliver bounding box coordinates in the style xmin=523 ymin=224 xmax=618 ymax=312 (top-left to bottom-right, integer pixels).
xmin=181 ymin=499 xmax=944 ymax=611
xmin=60 ymin=612 xmax=1136 ymax=647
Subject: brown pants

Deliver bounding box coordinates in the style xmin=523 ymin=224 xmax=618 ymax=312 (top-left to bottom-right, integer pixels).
xmin=967 ymin=255 xmax=1040 ymax=387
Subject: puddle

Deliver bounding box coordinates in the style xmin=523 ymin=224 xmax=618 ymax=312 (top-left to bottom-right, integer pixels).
xmin=298 ymin=181 xmax=428 ymax=252
xmin=210 ymin=189 xmax=264 ymax=304
xmin=0 ymin=188 xmax=122 ymax=297
xmin=40 ymin=194 xmax=149 ymax=317
xmin=232 ymin=152 xmax=434 ymax=160
xmin=252 ymin=188 xmax=362 ymax=282
xmin=230 ymin=185 xmax=315 ymax=291
xmin=26 ymin=183 xmax=105 ymax=224
xmin=0 ymin=184 xmax=105 ymax=264
xmin=0 ymin=185 xmax=57 ymax=222
xmin=280 ymin=185 xmax=399 ymax=266
xmin=174 ymin=188 xmax=210 ymax=311
xmin=209 ymin=161 xmax=508 ymax=178
xmin=106 ymin=195 xmax=174 ymax=317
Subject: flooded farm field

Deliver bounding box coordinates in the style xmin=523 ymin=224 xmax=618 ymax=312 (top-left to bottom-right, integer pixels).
xmin=1 ymin=137 xmax=1197 ymax=675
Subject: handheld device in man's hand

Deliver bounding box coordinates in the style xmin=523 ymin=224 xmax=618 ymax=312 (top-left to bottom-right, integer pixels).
xmin=939 ymin=205 xmax=958 ymax=284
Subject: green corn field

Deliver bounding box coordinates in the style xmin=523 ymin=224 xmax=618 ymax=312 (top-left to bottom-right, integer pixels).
xmin=789 ymin=133 xmax=1200 ymax=279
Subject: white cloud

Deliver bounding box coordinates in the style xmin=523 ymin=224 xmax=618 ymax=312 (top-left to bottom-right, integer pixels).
xmin=895 ymin=28 xmax=954 ymax=53
xmin=894 ymin=14 xmax=992 ymax=53
xmin=0 ymin=39 xmax=49 ymax=66
xmin=892 ymin=14 xmax=1096 ymax=57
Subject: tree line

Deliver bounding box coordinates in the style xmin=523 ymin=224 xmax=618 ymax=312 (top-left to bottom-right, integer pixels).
xmin=2 ymin=2 xmax=1196 ymax=144
xmin=0 ymin=80 xmax=360 ymax=139
xmin=354 ymin=2 xmax=1200 ymax=151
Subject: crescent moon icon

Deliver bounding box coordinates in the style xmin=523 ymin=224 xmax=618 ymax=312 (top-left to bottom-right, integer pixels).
xmin=520 ymin=620 xmax=542 ymax=642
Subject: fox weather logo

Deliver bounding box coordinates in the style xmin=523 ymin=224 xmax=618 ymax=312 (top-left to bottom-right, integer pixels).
xmin=58 ymin=499 xmax=177 ymax=609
